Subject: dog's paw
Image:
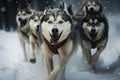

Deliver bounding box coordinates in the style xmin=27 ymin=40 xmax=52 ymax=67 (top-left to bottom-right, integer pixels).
xmin=47 ymin=76 xmax=54 ymax=80
xmin=30 ymin=58 xmax=36 ymax=63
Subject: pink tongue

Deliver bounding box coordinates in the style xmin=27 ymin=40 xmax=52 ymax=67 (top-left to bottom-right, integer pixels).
xmin=50 ymin=36 xmax=59 ymax=44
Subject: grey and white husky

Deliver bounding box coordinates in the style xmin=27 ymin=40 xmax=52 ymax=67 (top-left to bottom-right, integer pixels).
xmin=73 ymin=0 xmax=102 ymax=18
xmin=40 ymin=3 xmax=79 ymax=80
xmin=29 ymin=11 xmax=43 ymax=63
xmin=16 ymin=4 xmax=33 ymax=61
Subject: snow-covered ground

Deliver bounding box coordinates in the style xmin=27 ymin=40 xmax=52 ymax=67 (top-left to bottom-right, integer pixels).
xmin=0 ymin=15 xmax=120 ymax=80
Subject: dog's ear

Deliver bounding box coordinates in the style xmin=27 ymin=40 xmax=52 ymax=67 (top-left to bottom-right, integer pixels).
xmin=67 ymin=4 xmax=74 ymax=16
xmin=96 ymin=0 xmax=101 ymax=3
xmin=43 ymin=9 xmax=48 ymax=15
xmin=27 ymin=4 xmax=32 ymax=10
xmin=17 ymin=4 xmax=22 ymax=11
xmin=83 ymin=0 xmax=88 ymax=4
xmin=59 ymin=2 xmax=70 ymax=15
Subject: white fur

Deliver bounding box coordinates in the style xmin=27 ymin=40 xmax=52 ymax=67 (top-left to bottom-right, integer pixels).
xmin=87 ymin=1 xmax=100 ymax=12
xmin=41 ymin=15 xmax=71 ymax=43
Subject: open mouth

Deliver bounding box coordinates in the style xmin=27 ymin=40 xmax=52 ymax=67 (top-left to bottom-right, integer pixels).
xmin=49 ymin=31 xmax=63 ymax=45
xmin=20 ymin=19 xmax=27 ymax=27
xmin=90 ymin=32 xmax=97 ymax=39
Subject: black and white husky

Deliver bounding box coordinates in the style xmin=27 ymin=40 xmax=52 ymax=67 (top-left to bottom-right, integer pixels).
xmin=16 ymin=4 xmax=33 ymax=61
xmin=40 ymin=3 xmax=79 ymax=80
xmin=73 ymin=0 xmax=102 ymax=18
xmin=79 ymin=14 xmax=109 ymax=68
xmin=83 ymin=0 xmax=102 ymax=16
xmin=29 ymin=11 xmax=43 ymax=63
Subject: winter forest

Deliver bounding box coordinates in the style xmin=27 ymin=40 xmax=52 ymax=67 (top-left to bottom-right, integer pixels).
xmin=0 ymin=0 xmax=119 ymax=31
xmin=0 ymin=0 xmax=120 ymax=80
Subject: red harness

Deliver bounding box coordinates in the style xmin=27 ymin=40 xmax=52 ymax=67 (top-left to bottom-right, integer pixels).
xmin=43 ymin=36 xmax=68 ymax=54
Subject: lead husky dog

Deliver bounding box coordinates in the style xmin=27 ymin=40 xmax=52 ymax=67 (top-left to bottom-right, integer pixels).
xmin=16 ymin=4 xmax=33 ymax=61
xmin=79 ymin=14 xmax=109 ymax=68
xmin=29 ymin=12 xmax=43 ymax=63
xmin=40 ymin=3 xmax=79 ymax=80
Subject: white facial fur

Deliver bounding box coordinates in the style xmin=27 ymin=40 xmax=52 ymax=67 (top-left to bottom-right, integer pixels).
xmin=17 ymin=11 xmax=32 ymax=19
xmin=16 ymin=10 xmax=32 ymax=26
xmin=41 ymin=15 xmax=71 ymax=43
xmin=83 ymin=19 xmax=105 ymax=40
xmin=29 ymin=16 xmax=40 ymax=33
xmin=87 ymin=1 xmax=100 ymax=12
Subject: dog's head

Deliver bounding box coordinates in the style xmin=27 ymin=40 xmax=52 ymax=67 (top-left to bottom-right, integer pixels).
xmin=83 ymin=0 xmax=102 ymax=15
xmin=29 ymin=12 xmax=43 ymax=32
xmin=41 ymin=3 xmax=72 ymax=45
xmin=82 ymin=16 xmax=104 ymax=39
xmin=16 ymin=4 xmax=33 ymax=27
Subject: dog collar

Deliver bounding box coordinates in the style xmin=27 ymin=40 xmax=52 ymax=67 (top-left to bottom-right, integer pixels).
xmin=43 ymin=36 xmax=69 ymax=54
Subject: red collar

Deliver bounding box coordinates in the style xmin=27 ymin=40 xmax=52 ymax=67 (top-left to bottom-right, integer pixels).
xmin=43 ymin=36 xmax=69 ymax=54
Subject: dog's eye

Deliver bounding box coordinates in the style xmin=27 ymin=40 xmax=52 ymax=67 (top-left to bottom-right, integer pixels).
xmin=58 ymin=21 xmax=63 ymax=24
xmin=18 ymin=14 xmax=20 ymax=16
xmin=87 ymin=4 xmax=90 ymax=6
xmin=87 ymin=23 xmax=91 ymax=26
xmin=23 ymin=13 xmax=26 ymax=16
xmin=34 ymin=20 xmax=37 ymax=22
xmin=96 ymin=23 xmax=100 ymax=26
xmin=48 ymin=21 xmax=53 ymax=24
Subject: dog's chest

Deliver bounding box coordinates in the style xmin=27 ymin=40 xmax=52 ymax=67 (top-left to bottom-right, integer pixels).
xmin=44 ymin=38 xmax=72 ymax=55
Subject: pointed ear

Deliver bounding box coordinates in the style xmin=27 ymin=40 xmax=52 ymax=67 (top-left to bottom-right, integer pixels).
xmin=43 ymin=9 xmax=48 ymax=15
xmin=27 ymin=4 xmax=32 ymax=10
xmin=17 ymin=4 xmax=21 ymax=11
xmin=59 ymin=2 xmax=64 ymax=10
xmin=67 ymin=4 xmax=73 ymax=16
xmin=60 ymin=2 xmax=70 ymax=15
xmin=83 ymin=0 xmax=88 ymax=3
xmin=95 ymin=0 xmax=101 ymax=3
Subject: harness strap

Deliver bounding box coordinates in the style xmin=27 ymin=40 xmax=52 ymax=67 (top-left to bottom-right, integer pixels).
xmin=43 ymin=36 xmax=68 ymax=54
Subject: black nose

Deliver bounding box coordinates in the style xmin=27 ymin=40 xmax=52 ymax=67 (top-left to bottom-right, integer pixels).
xmin=52 ymin=28 xmax=58 ymax=33
xmin=91 ymin=29 xmax=96 ymax=33
xmin=36 ymin=25 xmax=39 ymax=32
xmin=90 ymin=8 xmax=94 ymax=12
xmin=18 ymin=18 xmax=22 ymax=21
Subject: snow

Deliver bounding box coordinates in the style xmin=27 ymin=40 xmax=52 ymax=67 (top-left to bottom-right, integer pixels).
xmin=0 ymin=15 xmax=120 ymax=80
xmin=1 ymin=6 xmax=6 ymax=12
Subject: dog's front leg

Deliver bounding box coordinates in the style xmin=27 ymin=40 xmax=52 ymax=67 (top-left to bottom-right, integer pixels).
xmin=29 ymin=35 xmax=36 ymax=63
xmin=44 ymin=56 xmax=53 ymax=75
xmin=19 ymin=33 xmax=28 ymax=61
xmin=81 ymin=46 xmax=91 ymax=64
xmin=48 ymin=48 xmax=70 ymax=80
xmin=82 ymin=41 xmax=92 ymax=64
xmin=41 ymin=43 xmax=53 ymax=76
xmin=92 ymin=46 xmax=105 ymax=62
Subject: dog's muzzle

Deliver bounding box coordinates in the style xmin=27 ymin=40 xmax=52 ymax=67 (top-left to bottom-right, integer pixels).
xmin=90 ymin=7 xmax=94 ymax=12
xmin=90 ymin=29 xmax=97 ymax=39
xmin=91 ymin=28 xmax=96 ymax=34
xmin=50 ymin=28 xmax=62 ymax=45
xmin=18 ymin=18 xmax=27 ymax=27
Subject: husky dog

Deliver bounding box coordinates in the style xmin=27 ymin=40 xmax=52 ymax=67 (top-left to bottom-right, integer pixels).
xmin=16 ymin=4 xmax=33 ymax=61
xmin=29 ymin=11 xmax=43 ymax=63
xmin=83 ymin=0 xmax=102 ymax=16
xmin=40 ymin=3 xmax=79 ymax=80
xmin=73 ymin=0 xmax=102 ymax=18
xmin=79 ymin=14 xmax=109 ymax=68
